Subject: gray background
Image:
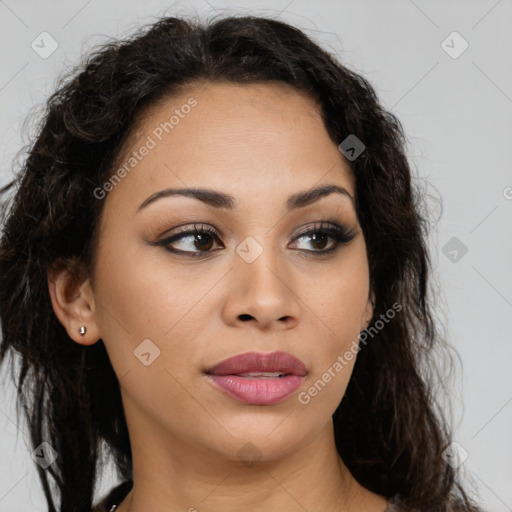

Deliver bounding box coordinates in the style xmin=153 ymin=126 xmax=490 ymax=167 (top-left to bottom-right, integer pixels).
xmin=0 ymin=0 xmax=511 ymax=510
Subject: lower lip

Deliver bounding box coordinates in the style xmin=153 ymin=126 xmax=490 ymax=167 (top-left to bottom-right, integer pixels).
xmin=206 ymin=374 xmax=305 ymax=405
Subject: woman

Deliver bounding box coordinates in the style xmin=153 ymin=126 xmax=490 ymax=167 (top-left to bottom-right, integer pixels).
xmin=0 ymin=13 xmax=482 ymax=512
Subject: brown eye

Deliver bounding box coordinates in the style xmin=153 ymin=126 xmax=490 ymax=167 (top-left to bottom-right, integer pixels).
xmin=153 ymin=221 xmax=355 ymax=257
xmin=290 ymin=222 xmax=355 ymax=254
xmin=156 ymin=224 xmax=223 ymax=256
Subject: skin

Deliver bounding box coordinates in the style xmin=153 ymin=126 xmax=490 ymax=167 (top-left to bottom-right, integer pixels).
xmin=47 ymin=81 xmax=386 ymax=512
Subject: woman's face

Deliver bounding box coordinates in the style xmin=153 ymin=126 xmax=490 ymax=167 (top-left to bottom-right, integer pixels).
xmin=87 ymin=81 xmax=373 ymax=462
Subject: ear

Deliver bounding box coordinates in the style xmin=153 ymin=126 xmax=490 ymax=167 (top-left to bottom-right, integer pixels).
xmin=360 ymin=290 xmax=376 ymax=332
xmin=47 ymin=260 xmax=101 ymax=346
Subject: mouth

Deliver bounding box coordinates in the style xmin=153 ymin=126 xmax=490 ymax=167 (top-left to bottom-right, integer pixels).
xmin=204 ymin=351 xmax=307 ymax=405
xmin=234 ymin=372 xmax=288 ymax=378
xmin=206 ymin=350 xmax=308 ymax=376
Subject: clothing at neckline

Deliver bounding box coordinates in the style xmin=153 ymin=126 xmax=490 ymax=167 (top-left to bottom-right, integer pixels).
xmin=97 ymin=480 xmax=401 ymax=512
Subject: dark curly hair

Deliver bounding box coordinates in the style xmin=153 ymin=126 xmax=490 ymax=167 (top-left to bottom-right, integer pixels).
xmin=0 ymin=13 xmax=481 ymax=512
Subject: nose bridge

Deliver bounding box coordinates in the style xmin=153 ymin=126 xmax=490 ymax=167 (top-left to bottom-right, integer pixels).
xmin=230 ymin=232 xmax=299 ymax=325
xmin=235 ymin=233 xmax=285 ymax=292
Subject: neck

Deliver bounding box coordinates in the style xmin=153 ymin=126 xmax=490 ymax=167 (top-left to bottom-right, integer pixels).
xmin=117 ymin=395 xmax=387 ymax=512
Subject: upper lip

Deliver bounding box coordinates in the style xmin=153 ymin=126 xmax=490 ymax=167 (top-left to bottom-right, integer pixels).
xmin=206 ymin=351 xmax=307 ymax=376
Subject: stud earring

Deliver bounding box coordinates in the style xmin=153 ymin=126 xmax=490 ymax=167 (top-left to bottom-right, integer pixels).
xmin=79 ymin=326 xmax=87 ymax=336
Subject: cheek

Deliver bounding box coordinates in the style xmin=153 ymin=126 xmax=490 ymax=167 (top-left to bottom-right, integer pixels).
xmin=309 ymin=251 xmax=370 ymax=339
xmin=301 ymin=248 xmax=369 ymax=402
xmin=300 ymin=357 xmax=356 ymax=412
xmin=92 ymin=240 xmax=209 ymax=369
xmin=92 ymin=246 xmax=210 ymax=426
xmin=298 ymin=285 xmax=363 ymax=418
xmin=96 ymin=226 xmax=200 ymax=319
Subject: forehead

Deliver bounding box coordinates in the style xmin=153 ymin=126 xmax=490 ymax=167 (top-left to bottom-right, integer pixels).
xmin=103 ymin=81 xmax=355 ymax=213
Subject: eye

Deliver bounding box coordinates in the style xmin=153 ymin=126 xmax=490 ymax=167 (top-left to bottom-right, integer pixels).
xmin=156 ymin=223 xmax=223 ymax=256
xmin=153 ymin=220 xmax=356 ymax=257
xmin=289 ymin=221 xmax=356 ymax=254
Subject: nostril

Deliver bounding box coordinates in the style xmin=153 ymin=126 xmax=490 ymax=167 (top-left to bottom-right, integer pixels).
xmin=239 ymin=314 xmax=253 ymax=321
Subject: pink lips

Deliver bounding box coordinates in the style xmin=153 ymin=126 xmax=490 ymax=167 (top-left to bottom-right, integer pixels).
xmin=205 ymin=351 xmax=307 ymax=405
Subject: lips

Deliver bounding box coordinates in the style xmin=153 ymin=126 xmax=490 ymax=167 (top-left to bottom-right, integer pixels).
xmin=205 ymin=351 xmax=307 ymax=405
xmin=207 ymin=351 xmax=307 ymax=377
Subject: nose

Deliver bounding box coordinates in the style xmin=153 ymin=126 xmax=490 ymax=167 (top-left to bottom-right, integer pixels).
xmin=222 ymin=238 xmax=301 ymax=331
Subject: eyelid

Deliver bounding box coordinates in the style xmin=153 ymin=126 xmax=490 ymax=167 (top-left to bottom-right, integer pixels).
xmin=156 ymin=220 xmax=352 ymax=241
xmin=152 ymin=219 xmax=357 ymax=256
xmin=292 ymin=220 xmax=350 ymax=237
xmin=162 ymin=222 xmax=220 ymax=238
xmin=290 ymin=221 xmax=356 ymax=249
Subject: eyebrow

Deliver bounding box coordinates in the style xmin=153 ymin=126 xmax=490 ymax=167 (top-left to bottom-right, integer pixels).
xmin=136 ymin=184 xmax=353 ymax=213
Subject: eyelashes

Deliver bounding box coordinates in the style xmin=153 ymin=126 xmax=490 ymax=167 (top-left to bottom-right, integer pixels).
xmin=152 ymin=220 xmax=357 ymax=258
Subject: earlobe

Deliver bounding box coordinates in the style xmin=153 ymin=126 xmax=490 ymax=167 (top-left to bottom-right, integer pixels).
xmin=47 ymin=266 xmax=100 ymax=346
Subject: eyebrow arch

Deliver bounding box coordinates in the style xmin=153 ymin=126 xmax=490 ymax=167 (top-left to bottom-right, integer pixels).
xmin=136 ymin=184 xmax=353 ymax=213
